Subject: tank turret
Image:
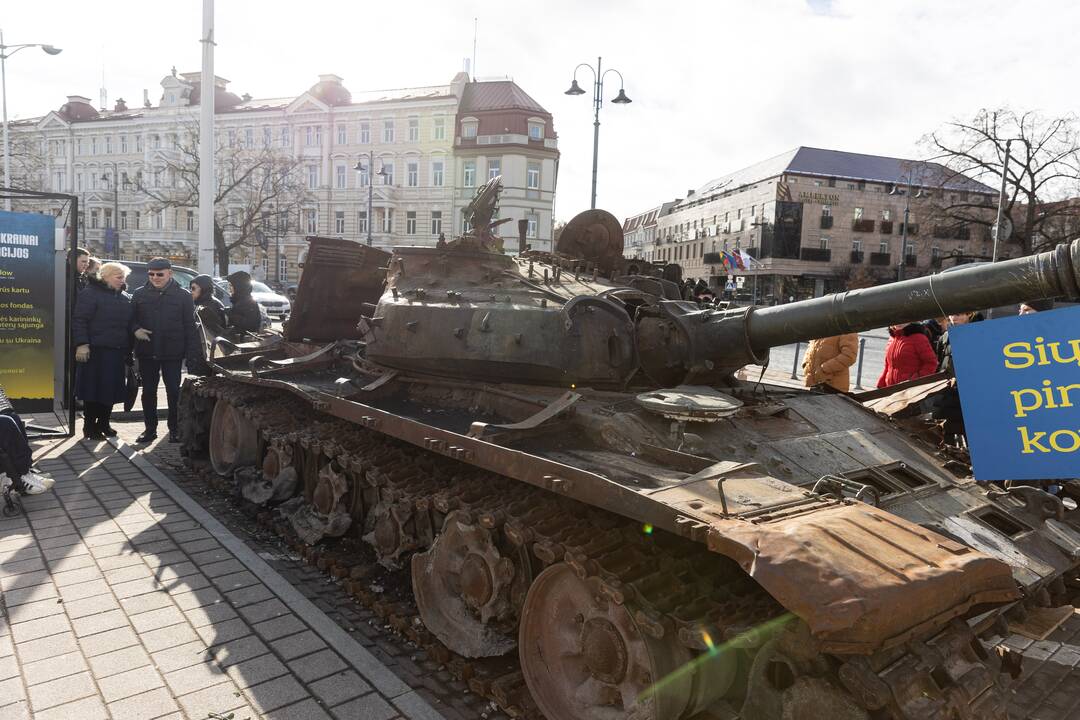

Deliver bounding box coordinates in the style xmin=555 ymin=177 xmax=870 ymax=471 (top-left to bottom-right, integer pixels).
xmin=364 ymin=193 xmax=1080 ymax=388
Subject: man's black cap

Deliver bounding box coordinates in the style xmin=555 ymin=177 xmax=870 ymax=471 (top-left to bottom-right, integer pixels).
xmin=147 ymin=257 xmax=172 ymax=270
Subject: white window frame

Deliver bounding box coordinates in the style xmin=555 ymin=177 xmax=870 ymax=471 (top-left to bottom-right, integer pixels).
xmin=408 ymin=117 xmax=419 ymax=142
xmin=433 ymin=117 xmax=445 ymax=141
xmin=307 ymin=165 xmax=319 ymax=190
xmin=360 ymin=122 xmax=370 ymax=144
xmin=487 ymin=159 xmax=500 ymax=181
xmin=526 ymin=163 xmax=540 ymax=190
xmin=381 ymin=159 xmax=394 ymax=185
xmin=280 ymin=127 xmax=291 ymax=147
xmin=335 ymin=210 xmax=345 ymax=234
xmin=383 ymin=119 xmax=395 ymax=143
xmin=431 ymin=160 xmax=444 ymax=187
xmin=431 ymin=211 xmax=442 ymax=236
xmin=528 ymin=123 xmax=543 ymax=140
xmin=463 ymin=161 xmax=476 ymax=188
xmin=357 ymin=211 xmax=368 ymax=233
xmin=305 ymin=209 xmax=318 ymax=234
xmin=382 ymin=210 xmax=392 ymax=233
xmin=335 ymin=164 xmax=347 ymax=189
xmin=406 ymin=211 xmax=417 ymax=235
xmin=186 ymin=210 xmax=195 ymax=232
xmin=406 ymin=161 xmax=419 ymax=188
xmin=337 ymin=125 xmax=347 ymax=145
xmin=278 ymin=255 xmax=288 ymax=281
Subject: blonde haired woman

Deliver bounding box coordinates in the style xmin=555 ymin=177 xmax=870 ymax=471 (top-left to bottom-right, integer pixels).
xmin=73 ymin=262 xmax=133 ymax=439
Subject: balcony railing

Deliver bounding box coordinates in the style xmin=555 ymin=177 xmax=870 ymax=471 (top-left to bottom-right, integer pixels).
xmin=819 ymin=215 xmax=833 ymax=229
xmin=879 ymin=221 xmax=893 ymax=234
xmin=850 ymin=250 xmax=864 ymax=263
xmin=905 ymin=254 xmax=917 ymax=267
xmin=852 ymin=219 xmax=875 ymax=233
xmin=800 ymin=247 xmax=832 ymax=262
xmin=869 ymin=252 xmax=891 ymax=266
xmin=933 ymin=225 xmax=971 ymax=240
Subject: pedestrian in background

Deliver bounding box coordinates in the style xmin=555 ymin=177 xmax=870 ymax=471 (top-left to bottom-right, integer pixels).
xmin=877 ymin=322 xmax=938 ymax=388
xmin=1019 ymin=299 xmax=1054 ymax=315
xmin=0 ymin=385 xmax=54 ymax=496
xmin=191 ymin=275 xmax=227 ymax=330
xmin=74 ymin=248 xmax=91 ymax=293
xmin=932 ymin=311 xmax=983 ymax=442
xmin=73 ymin=262 xmax=134 ymax=439
xmin=225 ymin=270 xmax=262 ymax=333
xmin=131 ymin=258 xmax=201 ymax=444
xmin=803 ymin=333 xmax=859 ymax=392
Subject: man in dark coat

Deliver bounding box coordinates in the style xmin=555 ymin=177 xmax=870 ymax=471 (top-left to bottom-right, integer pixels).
xmin=226 ymin=270 xmax=262 ymax=333
xmin=73 ymin=247 xmax=91 ymax=294
xmin=131 ymin=258 xmax=201 ymax=443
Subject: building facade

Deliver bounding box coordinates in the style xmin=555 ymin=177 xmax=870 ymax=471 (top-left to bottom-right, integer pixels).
xmin=452 ymin=81 xmax=559 ymax=251
xmin=636 ymin=147 xmax=996 ymax=301
xmin=8 ymin=70 xmax=558 ymax=282
xmin=622 ymin=201 xmax=676 ymax=259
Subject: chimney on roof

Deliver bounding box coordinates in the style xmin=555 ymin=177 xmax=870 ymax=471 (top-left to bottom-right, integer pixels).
xmin=241 ymin=93 xmax=251 ymax=102
xmin=143 ymin=89 xmax=151 ymax=108
xmin=114 ymin=98 xmax=128 ymax=112
xmin=687 ymin=189 xmax=695 ymax=197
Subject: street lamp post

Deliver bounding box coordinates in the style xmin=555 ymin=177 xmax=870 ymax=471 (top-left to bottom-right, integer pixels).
xmin=889 ymin=166 xmax=924 ymax=282
xmin=1 ymin=30 xmax=62 ymax=211
xmin=354 ymin=151 xmax=388 ymax=246
xmin=564 ymin=57 xmax=632 ymax=210
xmin=101 ymin=162 xmax=127 ymax=257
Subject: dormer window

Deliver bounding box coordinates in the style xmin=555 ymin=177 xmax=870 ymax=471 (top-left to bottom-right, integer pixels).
xmin=527 ymin=118 xmax=545 ymax=141
xmin=461 ymin=117 xmax=478 ymax=139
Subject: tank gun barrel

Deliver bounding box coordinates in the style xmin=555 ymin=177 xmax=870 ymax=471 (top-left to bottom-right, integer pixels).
xmin=747 ymin=238 xmax=1080 ymax=353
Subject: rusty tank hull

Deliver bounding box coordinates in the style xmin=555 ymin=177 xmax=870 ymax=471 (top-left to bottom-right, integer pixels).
xmin=180 ymin=191 xmax=1080 ymax=720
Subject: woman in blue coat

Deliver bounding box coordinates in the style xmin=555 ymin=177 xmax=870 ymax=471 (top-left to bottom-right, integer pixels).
xmin=73 ymin=262 xmax=134 ymax=439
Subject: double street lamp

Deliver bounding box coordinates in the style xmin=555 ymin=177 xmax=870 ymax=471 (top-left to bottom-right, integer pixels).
xmin=101 ymin=162 xmax=130 ymax=257
xmin=354 ymin=151 xmax=388 ymax=246
xmin=1 ymin=31 xmax=62 ymax=211
xmin=565 ymin=57 xmax=632 ymax=210
xmin=888 ymin=165 xmax=925 ymax=282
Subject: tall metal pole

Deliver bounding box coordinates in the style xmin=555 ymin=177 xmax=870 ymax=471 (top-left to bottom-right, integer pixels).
xmin=897 ymin=181 xmax=910 ymax=282
xmin=590 ymin=56 xmax=601 ymax=210
xmin=110 ymin=163 xmax=118 ymax=255
xmin=197 ymin=0 xmax=216 ymax=274
xmin=1 ymin=29 xmax=10 ymax=212
xmin=992 ymin=139 xmax=1012 ymax=262
xmin=367 ymin=149 xmax=373 ymax=246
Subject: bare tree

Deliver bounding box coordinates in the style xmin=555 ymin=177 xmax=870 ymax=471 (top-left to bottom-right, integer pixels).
xmin=920 ymin=108 xmax=1080 ymax=255
xmin=137 ymin=124 xmax=311 ymax=276
xmin=2 ymin=130 xmax=48 ymax=197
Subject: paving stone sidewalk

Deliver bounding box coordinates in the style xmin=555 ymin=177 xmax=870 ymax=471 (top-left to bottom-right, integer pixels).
xmin=0 ymin=433 xmax=444 ymax=720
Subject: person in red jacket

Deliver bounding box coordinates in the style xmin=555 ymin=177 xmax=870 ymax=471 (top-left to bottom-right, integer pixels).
xmin=877 ymin=322 xmax=939 ymax=388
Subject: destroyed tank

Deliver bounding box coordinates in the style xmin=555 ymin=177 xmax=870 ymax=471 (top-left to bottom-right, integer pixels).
xmin=180 ymin=178 xmax=1080 ymax=720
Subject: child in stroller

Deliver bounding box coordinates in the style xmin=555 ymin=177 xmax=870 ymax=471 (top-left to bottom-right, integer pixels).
xmin=0 ymin=386 xmax=55 ymax=515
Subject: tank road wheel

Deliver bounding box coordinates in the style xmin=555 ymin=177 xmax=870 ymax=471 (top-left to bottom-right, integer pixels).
xmin=741 ymin=625 xmax=869 ymax=720
xmin=241 ymin=439 xmax=299 ymax=506
xmin=289 ymin=459 xmax=353 ymax=545
xmin=412 ymin=510 xmax=531 ymax=658
xmin=519 ymin=563 xmax=734 ymax=720
xmin=209 ymin=400 xmax=259 ymax=476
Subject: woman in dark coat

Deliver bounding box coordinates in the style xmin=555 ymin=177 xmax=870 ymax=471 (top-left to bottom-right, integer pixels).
xmin=225 ymin=270 xmax=262 ymax=333
xmin=73 ymin=262 xmax=134 ymax=439
xmin=191 ymin=274 xmax=227 ymax=330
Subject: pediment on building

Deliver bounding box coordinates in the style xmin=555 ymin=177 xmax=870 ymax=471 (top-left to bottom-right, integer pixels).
xmin=36 ymin=112 xmax=70 ymax=131
xmin=286 ymin=93 xmax=330 ymax=115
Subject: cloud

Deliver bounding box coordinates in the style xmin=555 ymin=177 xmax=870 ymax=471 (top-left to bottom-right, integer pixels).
xmin=5 ymin=0 xmax=1078 ymax=224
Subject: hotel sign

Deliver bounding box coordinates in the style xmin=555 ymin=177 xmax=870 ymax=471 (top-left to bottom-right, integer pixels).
xmin=798 ymin=191 xmax=840 ymax=205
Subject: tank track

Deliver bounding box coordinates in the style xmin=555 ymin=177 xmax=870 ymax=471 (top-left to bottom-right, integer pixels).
xmin=181 ymin=377 xmax=1015 ymax=720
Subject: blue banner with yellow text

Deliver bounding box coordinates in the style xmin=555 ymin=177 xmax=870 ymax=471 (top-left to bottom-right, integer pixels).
xmin=950 ymin=305 xmax=1080 ymax=480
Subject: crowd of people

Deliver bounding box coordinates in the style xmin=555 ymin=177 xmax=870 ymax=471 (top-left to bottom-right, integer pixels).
xmin=799 ymin=298 xmax=1056 ymax=444
xmin=72 ymin=255 xmax=263 ymax=445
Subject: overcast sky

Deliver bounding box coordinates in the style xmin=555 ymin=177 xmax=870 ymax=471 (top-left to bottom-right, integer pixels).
xmin=4 ymin=0 xmax=1077 ymax=222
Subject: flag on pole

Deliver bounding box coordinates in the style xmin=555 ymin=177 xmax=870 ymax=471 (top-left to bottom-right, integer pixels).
xmin=740 ymin=249 xmax=757 ymax=268
xmin=719 ymin=252 xmax=731 ymax=270
xmin=732 ymin=251 xmax=746 ymax=270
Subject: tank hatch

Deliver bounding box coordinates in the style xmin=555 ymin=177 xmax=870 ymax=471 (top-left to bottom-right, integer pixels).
xmin=635 ymin=386 xmax=743 ymax=422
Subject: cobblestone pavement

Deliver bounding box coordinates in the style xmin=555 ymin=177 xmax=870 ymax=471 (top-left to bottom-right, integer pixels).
xmin=0 ymin=427 xmax=453 ymax=720
xmin=111 ymin=420 xmax=507 ymax=720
